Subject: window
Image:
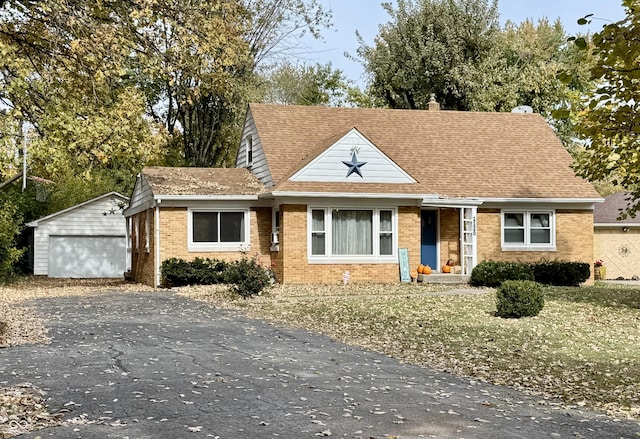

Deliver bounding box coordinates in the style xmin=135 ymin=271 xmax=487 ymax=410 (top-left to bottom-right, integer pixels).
xmin=271 ymin=208 xmax=280 ymax=249
xmin=309 ymin=207 xmax=396 ymax=261
xmin=246 ymin=136 xmax=253 ymax=168
xmin=502 ymin=211 xmax=554 ymax=249
xmin=189 ymin=209 xmax=249 ymax=251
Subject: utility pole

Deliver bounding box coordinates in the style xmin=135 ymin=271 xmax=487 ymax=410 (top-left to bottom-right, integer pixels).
xmin=22 ymin=122 xmax=27 ymax=191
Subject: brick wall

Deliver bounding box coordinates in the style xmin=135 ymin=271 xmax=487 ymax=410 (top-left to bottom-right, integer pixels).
xmin=131 ymin=206 xmax=272 ymax=287
xmin=439 ymin=208 xmax=460 ymax=266
xmin=277 ymin=204 xmax=420 ymax=284
xmin=130 ymin=209 xmax=156 ymax=286
xmin=477 ymin=208 xmax=594 ymax=280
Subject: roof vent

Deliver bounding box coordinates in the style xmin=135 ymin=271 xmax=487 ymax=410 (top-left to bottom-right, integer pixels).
xmin=428 ymin=93 xmax=440 ymax=111
xmin=511 ymin=105 xmax=533 ymax=114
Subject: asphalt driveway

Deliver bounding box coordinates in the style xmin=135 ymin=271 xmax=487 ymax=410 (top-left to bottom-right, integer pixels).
xmin=1 ymin=291 xmax=639 ymax=438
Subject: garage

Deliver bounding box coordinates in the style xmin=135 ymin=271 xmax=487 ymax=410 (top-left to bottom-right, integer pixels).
xmin=594 ymin=191 xmax=640 ymax=280
xmin=27 ymin=192 xmax=129 ymax=278
xmin=48 ymin=235 xmax=126 ymax=278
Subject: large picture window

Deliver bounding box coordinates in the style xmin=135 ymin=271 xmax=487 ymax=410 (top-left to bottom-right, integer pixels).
xmin=502 ymin=210 xmax=554 ymax=249
xmin=189 ymin=209 xmax=249 ymax=251
xmin=309 ymin=207 xmax=396 ymax=261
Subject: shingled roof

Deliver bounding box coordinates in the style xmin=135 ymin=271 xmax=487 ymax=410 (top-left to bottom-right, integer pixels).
xmin=249 ymin=104 xmax=600 ymax=199
xmin=594 ymin=192 xmax=640 ymax=224
xmin=141 ymin=167 xmax=264 ymax=196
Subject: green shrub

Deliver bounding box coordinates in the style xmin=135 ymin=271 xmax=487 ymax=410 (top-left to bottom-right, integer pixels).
xmin=532 ymin=260 xmax=590 ymax=286
xmin=161 ymin=257 xmax=227 ymax=287
xmin=470 ymin=260 xmax=534 ymax=287
xmin=224 ymin=256 xmax=273 ymax=298
xmin=496 ymin=280 xmax=544 ymax=318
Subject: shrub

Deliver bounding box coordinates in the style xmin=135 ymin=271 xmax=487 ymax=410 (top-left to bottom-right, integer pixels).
xmin=470 ymin=260 xmax=534 ymax=287
xmin=532 ymin=260 xmax=590 ymax=287
xmin=161 ymin=257 xmax=227 ymax=287
xmin=496 ymin=280 xmax=544 ymax=318
xmin=224 ymin=256 xmax=273 ymax=298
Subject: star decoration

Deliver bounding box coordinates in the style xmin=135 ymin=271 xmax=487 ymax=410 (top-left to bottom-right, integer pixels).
xmin=342 ymin=153 xmax=367 ymax=178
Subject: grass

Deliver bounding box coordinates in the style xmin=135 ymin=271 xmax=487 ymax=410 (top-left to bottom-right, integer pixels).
xmin=180 ymin=282 xmax=640 ymax=420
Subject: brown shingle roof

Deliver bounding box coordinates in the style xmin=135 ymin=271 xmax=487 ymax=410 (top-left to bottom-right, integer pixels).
xmin=594 ymin=192 xmax=640 ymax=224
xmin=249 ymin=104 xmax=600 ymax=199
xmin=142 ymin=167 xmax=264 ymax=196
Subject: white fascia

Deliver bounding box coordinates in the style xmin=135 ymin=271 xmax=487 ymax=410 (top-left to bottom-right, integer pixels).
xmin=267 ymin=191 xmax=425 ymax=200
xmin=156 ymin=195 xmax=260 ymax=202
xmin=595 ymin=223 xmax=640 ymax=228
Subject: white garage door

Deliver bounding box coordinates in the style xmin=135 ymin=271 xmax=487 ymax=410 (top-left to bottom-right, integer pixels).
xmin=49 ymin=236 xmax=126 ymax=278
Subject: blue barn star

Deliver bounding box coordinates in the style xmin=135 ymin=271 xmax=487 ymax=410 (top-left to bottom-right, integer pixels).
xmin=342 ymin=153 xmax=367 ymax=178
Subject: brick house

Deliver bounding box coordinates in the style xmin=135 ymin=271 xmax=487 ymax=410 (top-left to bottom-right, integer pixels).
xmin=124 ymin=102 xmax=601 ymax=287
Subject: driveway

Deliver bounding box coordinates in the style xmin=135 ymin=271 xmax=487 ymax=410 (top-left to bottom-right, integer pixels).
xmin=1 ymin=291 xmax=638 ymax=439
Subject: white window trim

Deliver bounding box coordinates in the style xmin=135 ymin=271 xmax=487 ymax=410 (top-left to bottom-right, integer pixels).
xmin=144 ymin=213 xmax=150 ymax=253
xmin=307 ymin=206 xmax=398 ymax=264
xmin=188 ymin=208 xmax=250 ymax=252
xmin=271 ymin=208 xmax=280 ymax=251
xmin=501 ymin=209 xmax=556 ymax=251
xmin=246 ymin=136 xmax=253 ymax=168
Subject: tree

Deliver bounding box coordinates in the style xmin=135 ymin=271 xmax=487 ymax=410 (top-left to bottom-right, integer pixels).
xmin=572 ymin=0 xmax=640 ymax=216
xmin=356 ymin=0 xmax=594 ymax=150
xmin=258 ymin=62 xmax=352 ymax=106
xmin=357 ymin=0 xmax=500 ymax=110
xmin=0 ymin=0 xmax=332 ymax=170
xmin=470 ymin=19 xmax=594 ymax=148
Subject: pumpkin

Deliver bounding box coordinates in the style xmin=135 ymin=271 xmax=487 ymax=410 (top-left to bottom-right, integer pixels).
xmin=423 ymin=265 xmax=432 ymax=275
xmin=442 ymin=265 xmax=451 ymax=273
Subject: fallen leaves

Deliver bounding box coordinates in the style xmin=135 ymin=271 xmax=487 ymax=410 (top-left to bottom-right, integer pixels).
xmin=180 ymin=282 xmax=640 ymax=421
xmin=0 ymin=384 xmax=62 ymax=438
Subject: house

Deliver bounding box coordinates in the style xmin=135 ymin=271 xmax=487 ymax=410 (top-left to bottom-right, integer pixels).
xmin=124 ymin=103 xmax=601 ymax=287
xmin=27 ymin=192 xmax=129 ymax=278
xmin=594 ymin=191 xmax=640 ymax=280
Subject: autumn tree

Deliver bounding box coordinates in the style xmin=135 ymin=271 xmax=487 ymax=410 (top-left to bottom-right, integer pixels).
xmin=572 ymin=0 xmax=640 ymax=216
xmin=258 ymin=62 xmax=352 ymax=106
xmin=357 ymin=0 xmax=500 ymax=110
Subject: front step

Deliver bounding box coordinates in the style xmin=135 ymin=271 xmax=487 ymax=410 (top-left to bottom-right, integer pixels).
xmin=417 ymin=273 xmax=470 ymax=284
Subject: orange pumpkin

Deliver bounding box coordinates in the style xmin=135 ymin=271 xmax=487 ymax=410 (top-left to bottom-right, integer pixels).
xmin=423 ymin=265 xmax=432 ymax=275
xmin=442 ymin=265 xmax=451 ymax=273
xmin=417 ymin=264 xmax=425 ymax=274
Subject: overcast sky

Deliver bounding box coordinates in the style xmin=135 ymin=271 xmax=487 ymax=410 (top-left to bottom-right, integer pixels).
xmin=299 ymin=0 xmax=626 ymax=86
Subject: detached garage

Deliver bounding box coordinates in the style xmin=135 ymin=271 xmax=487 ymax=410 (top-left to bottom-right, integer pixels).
xmin=27 ymin=192 xmax=129 ymax=278
xmin=594 ymin=191 xmax=640 ymax=280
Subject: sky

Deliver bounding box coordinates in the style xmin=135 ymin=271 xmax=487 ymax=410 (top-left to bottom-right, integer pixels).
xmin=299 ymin=0 xmax=627 ymax=86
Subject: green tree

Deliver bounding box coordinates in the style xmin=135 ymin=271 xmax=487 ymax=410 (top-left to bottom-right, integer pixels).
xmin=573 ymin=0 xmax=640 ymax=216
xmin=259 ymin=62 xmax=352 ymax=106
xmin=357 ymin=0 xmax=500 ymax=110
xmin=471 ymin=19 xmax=594 ymax=148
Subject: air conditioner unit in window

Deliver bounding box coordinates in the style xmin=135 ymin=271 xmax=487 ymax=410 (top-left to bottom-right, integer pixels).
xmin=271 ymin=232 xmax=279 ymax=244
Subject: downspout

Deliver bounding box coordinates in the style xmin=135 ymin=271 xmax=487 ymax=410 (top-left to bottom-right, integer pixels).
xmin=155 ymin=202 xmax=161 ymax=287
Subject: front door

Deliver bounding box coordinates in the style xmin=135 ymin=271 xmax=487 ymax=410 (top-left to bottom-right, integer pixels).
xmin=421 ymin=210 xmax=437 ymax=268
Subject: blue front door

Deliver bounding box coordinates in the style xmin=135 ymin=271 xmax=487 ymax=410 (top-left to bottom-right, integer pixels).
xmin=421 ymin=210 xmax=437 ymax=268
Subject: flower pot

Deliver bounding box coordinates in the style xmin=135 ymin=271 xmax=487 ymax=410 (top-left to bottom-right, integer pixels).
xmin=594 ymin=265 xmax=606 ymax=280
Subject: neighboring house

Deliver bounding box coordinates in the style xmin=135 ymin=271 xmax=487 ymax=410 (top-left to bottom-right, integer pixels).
xmin=125 ymin=102 xmax=601 ymax=287
xmin=28 ymin=192 xmax=128 ymax=278
xmin=594 ymin=191 xmax=640 ymax=280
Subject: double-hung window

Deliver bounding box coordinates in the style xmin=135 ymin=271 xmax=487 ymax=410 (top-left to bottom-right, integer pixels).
xmin=502 ymin=210 xmax=555 ymax=250
xmin=309 ymin=207 xmax=396 ymax=261
xmin=189 ymin=209 xmax=249 ymax=251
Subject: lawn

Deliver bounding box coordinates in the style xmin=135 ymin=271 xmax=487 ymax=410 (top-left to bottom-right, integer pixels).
xmin=180 ymin=282 xmax=640 ymax=420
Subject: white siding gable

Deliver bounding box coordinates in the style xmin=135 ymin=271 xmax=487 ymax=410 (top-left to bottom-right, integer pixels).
xmin=289 ymin=129 xmax=415 ymax=184
xmin=236 ymin=109 xmax=273 ymax=187
xmin=124 ymin=173 xmax=154 ymax=217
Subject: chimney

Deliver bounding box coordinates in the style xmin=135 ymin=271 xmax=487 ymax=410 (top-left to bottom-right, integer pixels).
xmin=428 ymin=93 xmax=440 ymax=111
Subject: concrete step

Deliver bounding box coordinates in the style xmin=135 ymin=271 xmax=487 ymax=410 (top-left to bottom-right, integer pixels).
xmin=417 ymin=273 xmax=470 ymax=284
